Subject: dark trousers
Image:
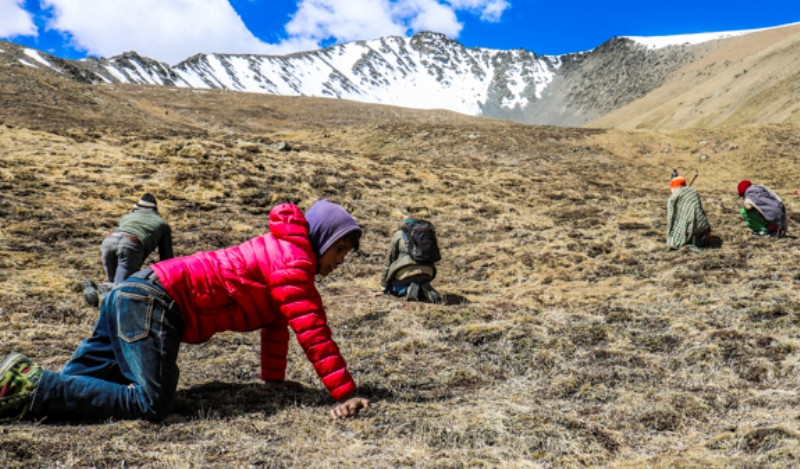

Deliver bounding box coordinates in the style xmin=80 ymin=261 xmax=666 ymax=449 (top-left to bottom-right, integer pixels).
xmin=100 ymin=235 xmax=146 ymax=285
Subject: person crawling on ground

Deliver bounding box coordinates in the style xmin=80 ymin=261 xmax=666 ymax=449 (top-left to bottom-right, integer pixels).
xmin=83 ymin=193 xmax=173 ymax=307
xmin=380 ymin=218 xmax=443 ymax=303
xmin=737 ymin=180 xmax=787 ymax=238
xmin=666 ymin=175 xmax=712 ymax=250
xmin=0 ymin=199 xmax=369 ymax=423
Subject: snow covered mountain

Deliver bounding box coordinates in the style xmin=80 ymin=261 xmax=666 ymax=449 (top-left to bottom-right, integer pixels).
xmin=77 ymin=32 xmax=560 ymax=118
xmin=0 ymin=26 xmax=786 ymax=127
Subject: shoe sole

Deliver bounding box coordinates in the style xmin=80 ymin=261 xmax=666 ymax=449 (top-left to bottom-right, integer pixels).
xmin=420 ymin=283 xmax=442 ymax=304
xmin=0 ymin=352 xmax=28 ymax=379
xmin=406 ymin=284 xmax=421 ymax=302
xmin=0 ymin=353 xmax=36 ymax=423
xmin=83 ymin=293 xmax=99 ymax=307
xmin=422 ymin=289 xmax=442 ymax=303
xmin=0 ymin=352 xmax=34 ymax=423
xmin=0 ymin=391 xmax=36 ymax=423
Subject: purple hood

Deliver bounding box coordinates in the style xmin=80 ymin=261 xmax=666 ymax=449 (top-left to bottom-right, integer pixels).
xmin=305 ymin=199 xmax=362 ymax=259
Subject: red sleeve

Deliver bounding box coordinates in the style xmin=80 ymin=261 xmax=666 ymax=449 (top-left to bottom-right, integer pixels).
xmin=260 ymin=320 xmax=289 ymax=381
xmin=268 ymin=266 xmax=357 ymax=401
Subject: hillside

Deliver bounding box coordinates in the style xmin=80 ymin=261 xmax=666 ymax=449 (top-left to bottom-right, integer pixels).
xmin=592 ymin=22 xmax=800 ymax=129
xmin=2 ymin=60 xmax=800 ymax=467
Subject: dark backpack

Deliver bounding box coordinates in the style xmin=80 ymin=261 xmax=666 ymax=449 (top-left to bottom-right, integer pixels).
xmin=401 ymin=220 xmax=441 ymax=264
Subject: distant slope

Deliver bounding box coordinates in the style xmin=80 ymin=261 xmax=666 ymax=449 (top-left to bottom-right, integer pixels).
xmin=591 ymin=23 xmax=800 ymax=129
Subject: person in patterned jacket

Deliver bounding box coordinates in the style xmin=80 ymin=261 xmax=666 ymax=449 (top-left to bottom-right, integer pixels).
xmin=666 ymin=175 xmax=712 ymax=250
xmin=0 ymin=200 xmax=369 ymax=422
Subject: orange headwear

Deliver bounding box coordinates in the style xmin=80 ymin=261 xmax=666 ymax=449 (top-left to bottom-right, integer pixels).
xmin=670 ymin=177 xmax=686 ymax=189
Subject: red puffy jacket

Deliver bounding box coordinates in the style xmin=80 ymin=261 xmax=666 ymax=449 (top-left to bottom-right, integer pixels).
xmin=151 ymin=204 xmax=356 ymax=400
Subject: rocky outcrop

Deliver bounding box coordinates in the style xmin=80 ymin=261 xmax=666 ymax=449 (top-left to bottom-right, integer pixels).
xmin=556 ymin=38 xmax=700 ymax=124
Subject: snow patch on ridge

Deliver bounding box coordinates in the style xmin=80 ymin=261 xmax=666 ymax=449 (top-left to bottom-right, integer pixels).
xmin=625 ymin=21 xmax=800 ymax=49
xmin=104 ymin=65 xmax=128 ymax=83
xmin=24 ymin=49 xmax=52 ymax=67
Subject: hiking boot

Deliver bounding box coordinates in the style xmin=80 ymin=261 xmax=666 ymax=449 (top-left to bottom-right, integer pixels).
xmin=0 ymin=353 xmax=43 ymax=422
xmin=420 ymin=282 xmax=443 ymax=304
xmin=83 ymin=279 xmax=99 ymax=307
xmin=406 ymin=282 xmax=421 ymax=302
xmin=98 ymin=283 xmax=113 ymax=295
xmin=97 ymin=282 xmax=114 ymax=303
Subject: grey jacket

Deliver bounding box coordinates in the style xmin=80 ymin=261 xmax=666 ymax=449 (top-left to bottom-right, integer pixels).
xmin=744 ymin=184 xmax=788 ymax=231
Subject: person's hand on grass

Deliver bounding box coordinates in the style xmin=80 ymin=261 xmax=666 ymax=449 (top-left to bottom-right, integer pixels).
xmin=331 ymin=394 xmax=370 ymax=419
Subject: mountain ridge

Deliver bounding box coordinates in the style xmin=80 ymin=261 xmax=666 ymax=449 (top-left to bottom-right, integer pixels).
xmin=0 ymin=31 xmax=698 ymax=127
xmin=2 ymin=23 xmax=800 ymax=129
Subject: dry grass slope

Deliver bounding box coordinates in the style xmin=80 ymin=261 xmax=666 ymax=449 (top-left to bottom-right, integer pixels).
xmin=1 ymin=73 xmax=800 ymax=467
xmin=592 ymin=23 xmax=800 ymax=130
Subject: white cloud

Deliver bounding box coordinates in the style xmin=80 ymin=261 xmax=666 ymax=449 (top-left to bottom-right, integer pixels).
xmin=41 ymin=0 xmax=276 ymax=64
xmin=0 ymin=0 xmax=37 ymax=38
xmin=286 ymin=0 xmax=405 ymax=44
xmin=29 ymin=0 xmax=510 ymax=63
xmin=448 ymin=0 xmax=510 ymax=22
xmin=285 ymin=0 xmax=511 ymax=45
xmin=390 ymin=0 xmax=463 ymax=36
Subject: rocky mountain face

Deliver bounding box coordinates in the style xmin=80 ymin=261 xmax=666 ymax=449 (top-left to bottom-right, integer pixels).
xmin=520 ymin=38 xmax=702 ymax=126
xmin=0 ymin=32 xmax=702 ymax=127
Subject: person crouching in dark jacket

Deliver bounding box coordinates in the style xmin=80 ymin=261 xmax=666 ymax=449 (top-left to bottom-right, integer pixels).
xmin=83 ymin=193 xmax=173 ymax=306
xmin=380 ymin=219 xmax=442 ymax=303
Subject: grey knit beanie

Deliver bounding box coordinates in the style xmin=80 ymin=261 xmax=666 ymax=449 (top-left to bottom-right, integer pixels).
xmin=134 ymin=193 xmax=158 ymax=210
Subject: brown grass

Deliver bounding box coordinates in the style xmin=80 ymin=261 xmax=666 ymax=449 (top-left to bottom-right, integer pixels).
xmin=1 ymin=79 xmax=800 ymax=467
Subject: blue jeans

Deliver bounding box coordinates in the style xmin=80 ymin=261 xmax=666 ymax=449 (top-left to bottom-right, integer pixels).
xmin=31 ymin=274 xmax=185 ymax=421
xmin=101 ymin=235 xmax=145 ymax=285
xmin=386 ymin=274 xmax=432 ymax=297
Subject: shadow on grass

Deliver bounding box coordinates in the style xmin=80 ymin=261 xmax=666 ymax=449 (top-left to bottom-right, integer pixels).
xmin=170 ymin=380 xmax=461 ymax=420
xmin=31 ymin=382 xmax=444 ymax=425
xmin=708 ymin=235 xmax=725 ymax=249
xmin=382 ymin=291 xmax=472 ymax=305
xmin=441 ymin=293 xmax=471 ymax=305
xmin=172 ymin=381 xmax=330 ymax=419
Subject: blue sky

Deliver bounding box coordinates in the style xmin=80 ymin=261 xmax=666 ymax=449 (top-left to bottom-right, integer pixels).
xmin=1 ymin=0 xmax=799 ymax=64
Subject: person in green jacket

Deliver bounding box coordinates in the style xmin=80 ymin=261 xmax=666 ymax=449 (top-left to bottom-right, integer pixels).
xmin=380 ymin=219 xmax=442 ymax=303
xmin=83 ymin=193 xmax=173 ymax=306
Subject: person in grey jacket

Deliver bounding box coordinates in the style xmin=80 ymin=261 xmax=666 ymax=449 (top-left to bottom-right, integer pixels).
xmin=83 ymin=193 xmax=173 ymax=306
xmin=737 ymin=180 xmax=787 ymax=237
xmin=380 ymin=219 xmax=442 ymax=303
